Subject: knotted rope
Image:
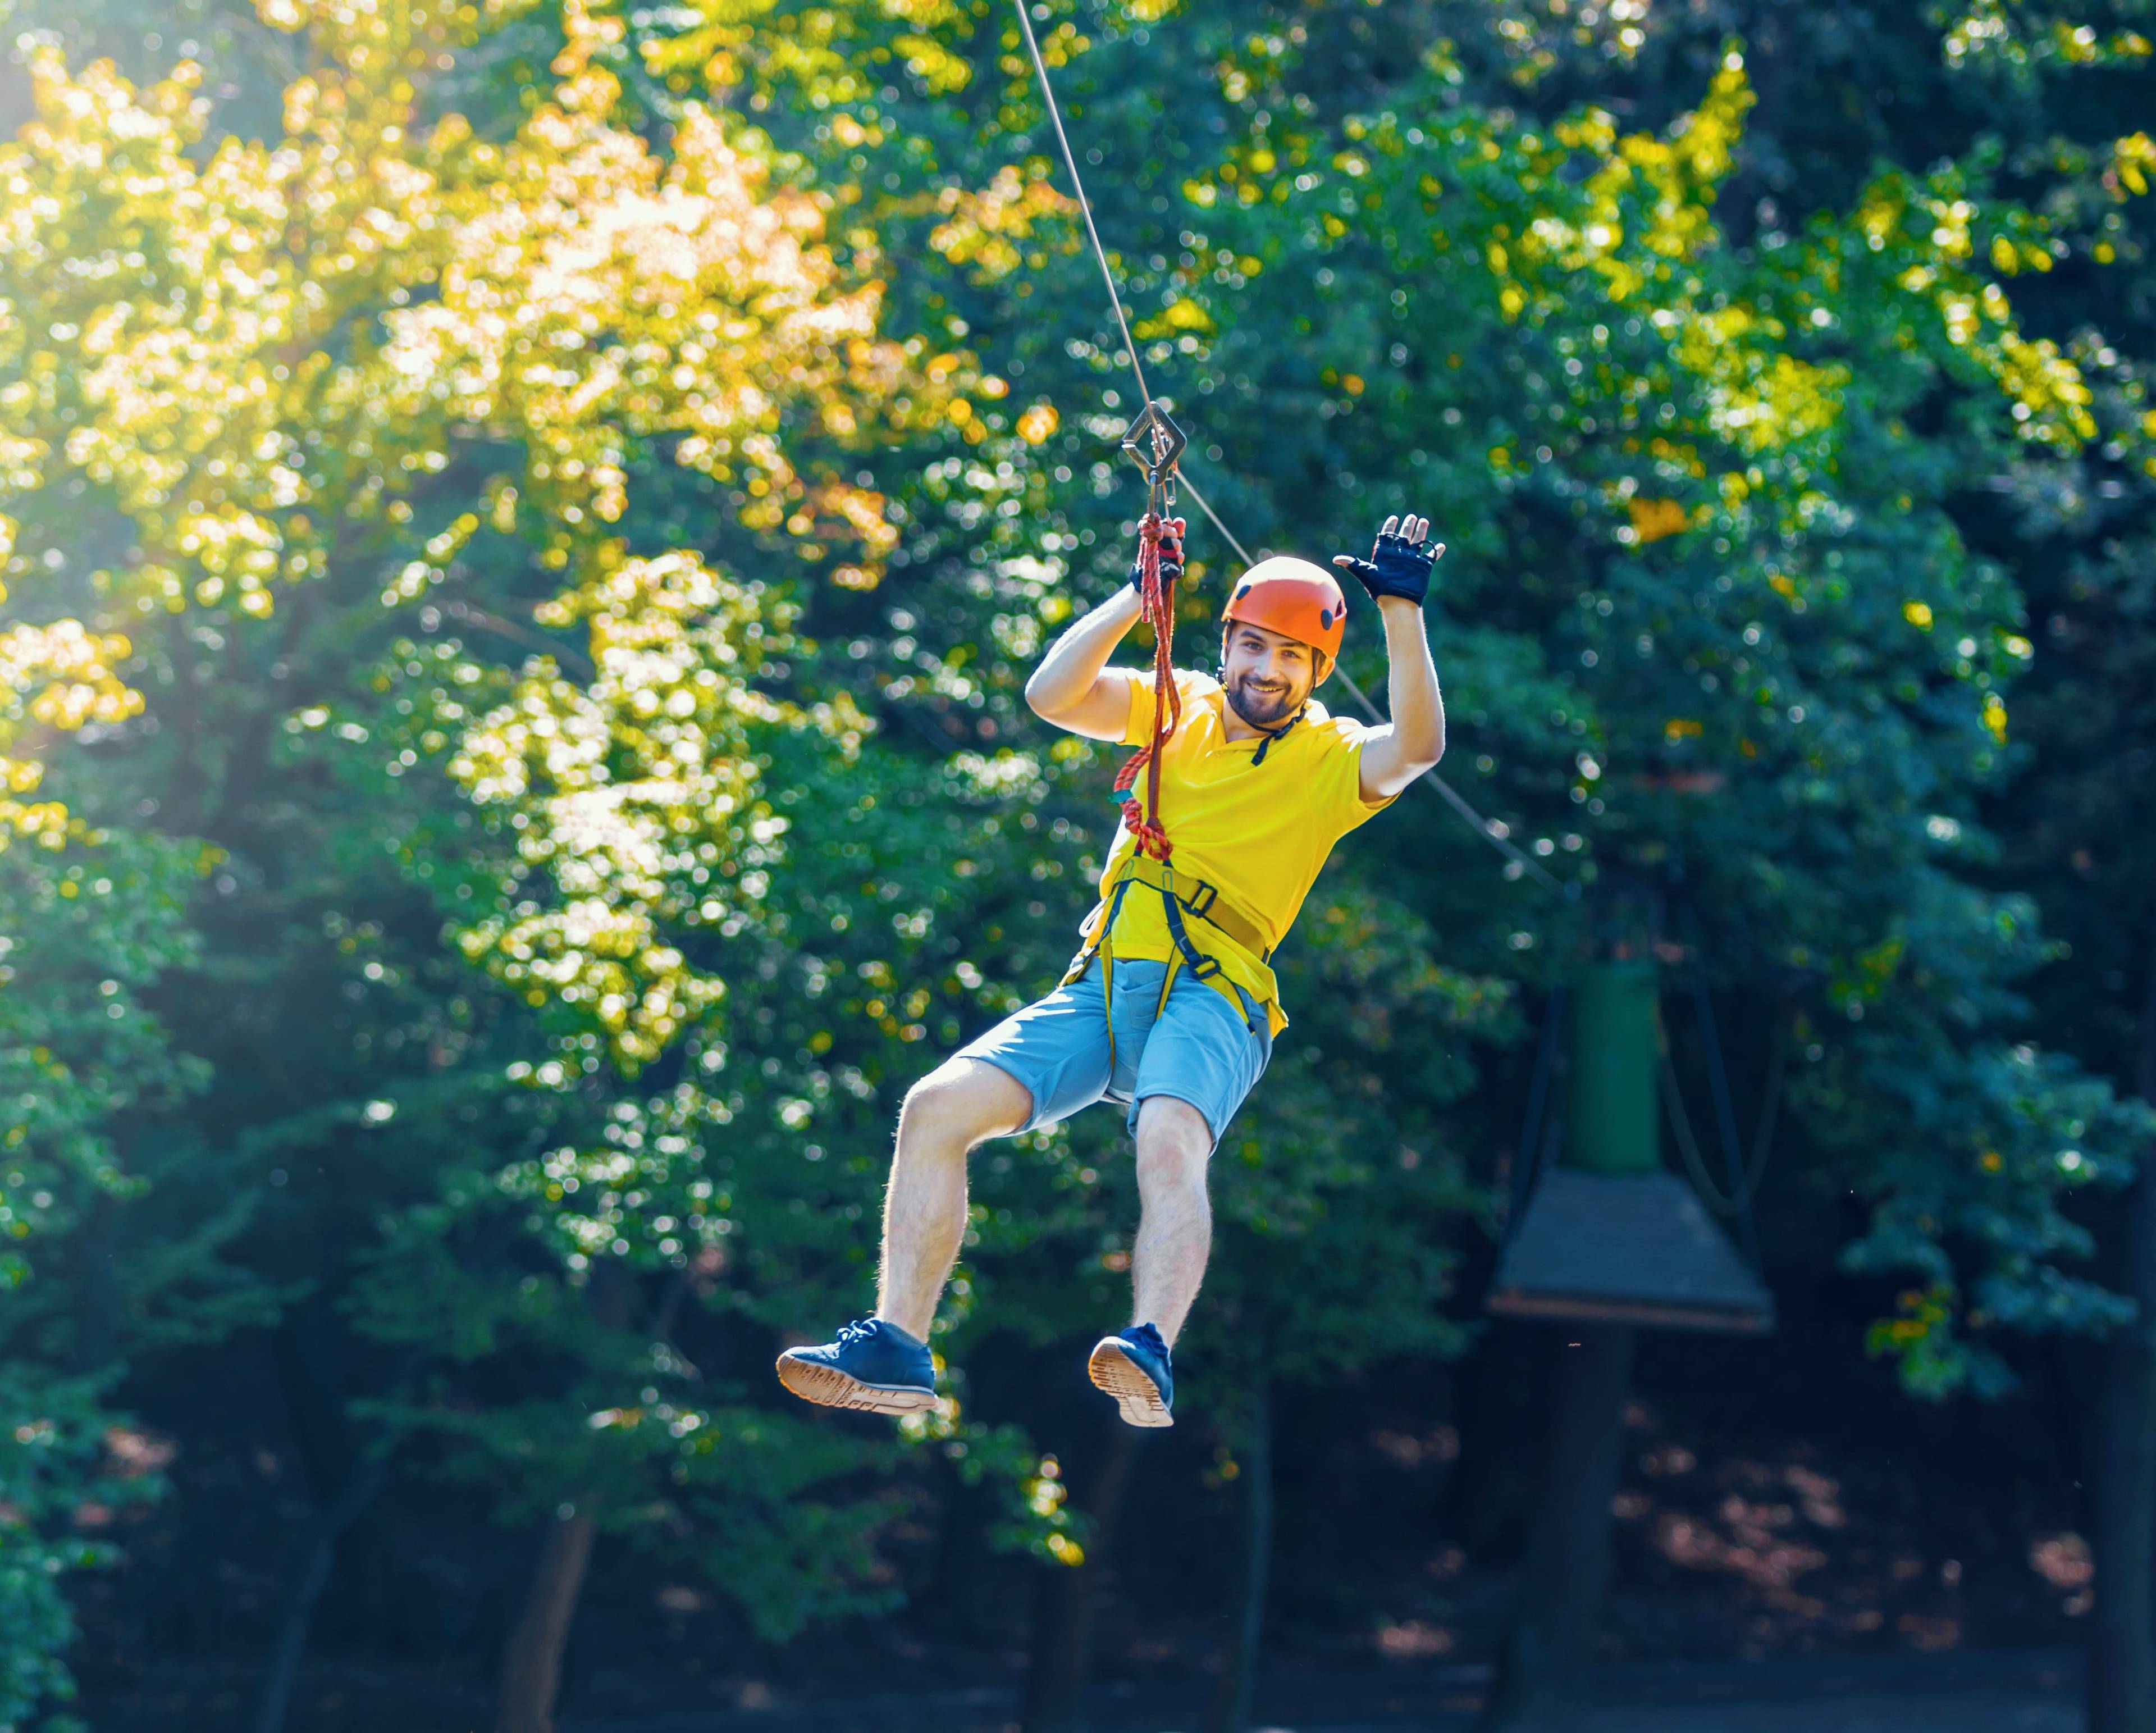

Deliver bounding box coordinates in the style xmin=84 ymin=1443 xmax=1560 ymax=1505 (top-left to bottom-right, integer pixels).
xmin=1111 ymin=512 xmax=1185 ymax=861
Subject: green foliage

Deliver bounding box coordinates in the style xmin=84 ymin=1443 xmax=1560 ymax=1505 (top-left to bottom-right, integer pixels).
xmin=0 ymin=832 xmax=209 ymax=1729
xmin=0 ymin=0 xmax=2152 ymax=1719
xmin=0 ymin=1368 xmax=145 ymax=1733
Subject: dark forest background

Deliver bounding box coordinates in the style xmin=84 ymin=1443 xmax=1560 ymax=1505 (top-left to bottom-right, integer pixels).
xmin=0 ymin=0 xmax=2153 ymax=1729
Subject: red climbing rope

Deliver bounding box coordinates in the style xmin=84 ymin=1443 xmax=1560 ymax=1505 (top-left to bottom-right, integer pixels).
xmin=1112 ymin=511 xmax=1185 ymax=862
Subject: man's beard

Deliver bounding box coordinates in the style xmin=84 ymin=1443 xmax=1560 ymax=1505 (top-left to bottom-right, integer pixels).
xmin=1225 ymin=672 xmax=1302 ymax=729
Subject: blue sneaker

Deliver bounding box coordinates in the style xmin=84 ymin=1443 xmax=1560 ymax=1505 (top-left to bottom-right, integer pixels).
xmin=1088 ymin=1322 xmax=1173 ymax=1428
xmin=776 ymin=1318 xmax=938 ymax=1415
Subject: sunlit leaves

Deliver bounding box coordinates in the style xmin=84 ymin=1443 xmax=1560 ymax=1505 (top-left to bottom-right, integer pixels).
xmin=645 ymin=0 xmax=983 ymax=111
xmin=450 ymin=554 xmax=870 ymax=1066
xmin=0 ymin=0 xmax=930 ymax=860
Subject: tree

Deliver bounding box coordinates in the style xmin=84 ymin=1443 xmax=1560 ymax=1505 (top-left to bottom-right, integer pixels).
xmin=0 ymin=0 xmax=1059 ymax=1720
xmin=347 ymin=559 xmax=1072 ymax=1727
xmin=5 ymin=0 xmax=2154 ymax=1722
xmin=0 ymin=826 xmax=230 ymax=1727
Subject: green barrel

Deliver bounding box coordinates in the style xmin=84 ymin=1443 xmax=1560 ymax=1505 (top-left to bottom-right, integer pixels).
xmin=1563 ymin=957 xmax=1661 ymax=1176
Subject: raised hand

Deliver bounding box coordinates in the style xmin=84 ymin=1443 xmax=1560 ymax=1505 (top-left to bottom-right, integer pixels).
xmin=1332 ymin=512 xmax=1444 ymax=606
xmin=1127 ymin=517 xmax=1186 ymax=590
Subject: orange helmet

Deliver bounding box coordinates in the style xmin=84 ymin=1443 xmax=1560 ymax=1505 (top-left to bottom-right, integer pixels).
xmin=1221 ymin=556 xmax=1347 ymax=663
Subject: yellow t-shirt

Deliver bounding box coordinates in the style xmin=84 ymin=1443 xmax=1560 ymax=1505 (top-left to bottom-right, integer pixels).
xmin=1071 ymin=668 xmax=1398 ymax=1037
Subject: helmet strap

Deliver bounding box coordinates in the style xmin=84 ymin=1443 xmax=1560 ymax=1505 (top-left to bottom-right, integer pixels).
xmin=1250 ymin=703 xmax=1308 ymax=767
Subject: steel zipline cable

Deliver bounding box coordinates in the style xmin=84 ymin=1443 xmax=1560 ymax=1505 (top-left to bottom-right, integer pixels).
xmin=1007 ymin=0 xmax=1574 ymax=901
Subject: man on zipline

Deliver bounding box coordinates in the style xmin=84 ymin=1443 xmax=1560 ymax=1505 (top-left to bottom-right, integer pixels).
xmin=778 ymin=512 xmax=1444 ymax=1426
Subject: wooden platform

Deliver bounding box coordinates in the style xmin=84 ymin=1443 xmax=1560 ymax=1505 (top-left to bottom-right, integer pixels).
xmin=1487 ymin=1168 xmax=1776 ymax=1335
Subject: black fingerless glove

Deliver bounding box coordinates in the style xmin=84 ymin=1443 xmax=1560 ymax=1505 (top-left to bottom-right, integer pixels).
xmin=1127 ymin=523 xmax=1185 ymax=589
xmin=1335 ymin=530 xmax=1435 ymax=605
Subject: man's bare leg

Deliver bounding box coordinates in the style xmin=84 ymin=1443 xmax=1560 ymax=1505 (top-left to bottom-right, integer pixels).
xmin=1086 ymin=1094 xmax=1214 ymax=1429
xmin=874 ymin=1056 xmax=1033 ymax=1342
xmin=1127 ymin=1094 xmax=1216 ymax=1345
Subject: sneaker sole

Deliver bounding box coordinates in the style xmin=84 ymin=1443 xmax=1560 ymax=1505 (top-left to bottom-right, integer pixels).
xmin=1088 ymin=1338 xmax=1173 ymax=1429
xmin=775 ymin=1353 xmax=938 ymax=1416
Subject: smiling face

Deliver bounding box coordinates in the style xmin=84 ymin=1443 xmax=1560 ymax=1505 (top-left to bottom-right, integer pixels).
xmin=1219 ymin=619 xmax=1327 ymax=729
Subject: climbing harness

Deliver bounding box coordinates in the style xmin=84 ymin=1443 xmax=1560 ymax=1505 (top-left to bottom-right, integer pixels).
xmin=1060 ymin=854 xmax=1275 ymax=1075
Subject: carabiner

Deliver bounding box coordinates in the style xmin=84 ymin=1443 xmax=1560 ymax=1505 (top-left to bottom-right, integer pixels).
xmin=1118 ymin=400 xmax=1186 ymax=517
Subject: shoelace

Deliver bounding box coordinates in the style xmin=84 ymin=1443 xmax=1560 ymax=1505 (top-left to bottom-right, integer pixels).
xmin=834 ymin=1319 xmax=879 ymax=1349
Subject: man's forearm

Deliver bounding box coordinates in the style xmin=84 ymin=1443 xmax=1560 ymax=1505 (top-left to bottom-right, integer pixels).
xmin=1378 ymin=595 xmax=1445 ymax=763
xmin=1024 ymin=587 xmax=1143 ymax=715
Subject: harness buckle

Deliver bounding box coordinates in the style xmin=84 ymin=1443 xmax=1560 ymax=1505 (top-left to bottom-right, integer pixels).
xmin=1181 ymin=879 xmax=1218 ymax=921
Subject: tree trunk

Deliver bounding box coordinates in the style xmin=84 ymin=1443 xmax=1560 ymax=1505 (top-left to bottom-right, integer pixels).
xmin=254 ymin=1463 xmax=386 ymax=1733
xmin=1477 ymin=1325 xmax=1636 ymax=1733
xmin=495 ymin=1503 xmax=599 ymax=1733
xmin=2088 ymin=956 xmax=2156 ymax=1733
xmin=925 ymin=1462 xmax=1004 ymax=1645
xmin=270 ymin=1305 xmax=400 ymax=1638
xmin=1453 ymin=1320 xmax=1552 ymax=1565
xmin=1021 ymin=1423 xmax=1143 ymax=1733
xmin=1205 ymin=1371 xmax=1275 ymax=1733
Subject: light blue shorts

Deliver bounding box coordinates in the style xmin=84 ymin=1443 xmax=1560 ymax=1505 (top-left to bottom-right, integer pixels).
xmin=956 ymin=955 xmax=1273 ymax=1149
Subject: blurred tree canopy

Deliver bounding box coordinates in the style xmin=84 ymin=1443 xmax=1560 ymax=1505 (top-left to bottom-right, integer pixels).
xmin=0 ymin=0 xmax=2150 ymax=1725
